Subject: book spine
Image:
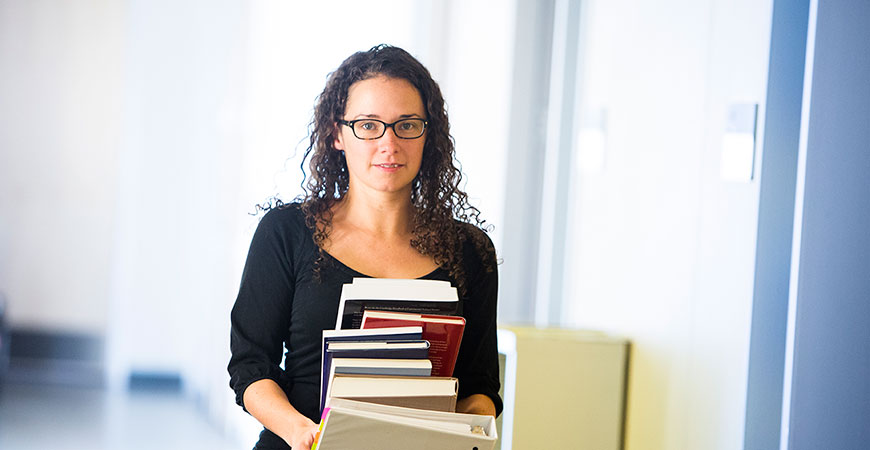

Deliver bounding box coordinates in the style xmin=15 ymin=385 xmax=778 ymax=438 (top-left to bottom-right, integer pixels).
xmin=340 ymin=300 xmax=459 ymax=329
xmin=334 ymin=366 xmax=432 ymax=377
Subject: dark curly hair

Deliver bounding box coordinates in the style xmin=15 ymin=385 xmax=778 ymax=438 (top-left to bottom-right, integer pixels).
xmin=297 ymin=44 xmax=492 ymax=294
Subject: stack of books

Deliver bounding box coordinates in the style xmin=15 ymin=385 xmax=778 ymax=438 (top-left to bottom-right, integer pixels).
xmin=314 ymin=278 xmax=497 ymax=450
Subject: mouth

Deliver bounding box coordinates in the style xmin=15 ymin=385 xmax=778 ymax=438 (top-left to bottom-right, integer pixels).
xmin=374 ymin=163 xmax=404 ymax=169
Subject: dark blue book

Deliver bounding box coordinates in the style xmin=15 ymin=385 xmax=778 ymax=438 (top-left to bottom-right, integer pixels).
xmin=326 ymin=340 xmax=430 ymax=360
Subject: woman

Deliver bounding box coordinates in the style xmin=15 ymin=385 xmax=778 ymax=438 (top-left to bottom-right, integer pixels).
xmin=228 ymin=44 xmax=501 ymax=450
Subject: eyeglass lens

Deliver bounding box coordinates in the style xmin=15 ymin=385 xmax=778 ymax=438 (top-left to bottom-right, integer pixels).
xmin=351 ymin=119 xmax=425 ymax=139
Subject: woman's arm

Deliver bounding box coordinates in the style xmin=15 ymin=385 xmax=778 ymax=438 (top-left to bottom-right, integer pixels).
xmin=456 ymin=393 xmax=497 ymax=417
xmin=451 ymin=229 xmax=504 ymax=416
xmin=229 ymin=208 xmax=311 ymax=446
xmin=244 ymin=379 xmax=319 ymax=450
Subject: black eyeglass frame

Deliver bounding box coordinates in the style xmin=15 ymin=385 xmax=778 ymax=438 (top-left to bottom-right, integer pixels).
xmin=338 ymin=118 xmax=428 ymax=140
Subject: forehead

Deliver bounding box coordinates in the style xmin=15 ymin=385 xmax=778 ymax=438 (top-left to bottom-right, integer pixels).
xmin=344 ymin=76 xmax=425 ymax=118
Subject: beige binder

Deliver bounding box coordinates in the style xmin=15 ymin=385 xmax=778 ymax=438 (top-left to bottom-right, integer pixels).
xmin=314 ymin=398 xmax=497 ymax=450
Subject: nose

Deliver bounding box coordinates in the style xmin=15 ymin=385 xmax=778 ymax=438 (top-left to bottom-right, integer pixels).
xmin=377 ymin=126 xmax=401 ymax=152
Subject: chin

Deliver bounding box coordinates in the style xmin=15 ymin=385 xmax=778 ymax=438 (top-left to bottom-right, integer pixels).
xmin=376 ymin=183 xmax=414 ymax=194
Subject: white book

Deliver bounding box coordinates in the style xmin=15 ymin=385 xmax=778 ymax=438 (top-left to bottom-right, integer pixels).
xmin=351 ymin=278 xmax=452 ymax=288
xmin=327 ymin=373 xmax=454 ymax=399
xmin=325 ymin=374 xmax=458 ymax=412
xmin=335 ymin=278 xmax=459 ymax=329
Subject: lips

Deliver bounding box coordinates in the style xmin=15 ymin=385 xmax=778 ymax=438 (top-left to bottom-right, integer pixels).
xmin=374 ymin=163 xmax=404 ymax=168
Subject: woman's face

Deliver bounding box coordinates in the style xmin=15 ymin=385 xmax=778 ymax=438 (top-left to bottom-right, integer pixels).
xmin=334 ymin=75 xmax=426 ymax=198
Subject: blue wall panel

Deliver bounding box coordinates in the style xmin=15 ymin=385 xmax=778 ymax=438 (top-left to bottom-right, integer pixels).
xmin=786 ymin=1 xmax=870 ymax=448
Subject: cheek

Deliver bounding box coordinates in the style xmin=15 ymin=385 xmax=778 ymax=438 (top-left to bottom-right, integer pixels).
xmin=343 ymin=146 xmax=374 ymax=172
xmin=344 ymin=151 xmax=363 ymax=171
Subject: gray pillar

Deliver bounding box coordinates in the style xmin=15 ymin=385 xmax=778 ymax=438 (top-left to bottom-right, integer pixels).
xmin=743 ymin=0 xmax=810 ymax=448
xmin=782 ymin=0 xmax=870 ymax=448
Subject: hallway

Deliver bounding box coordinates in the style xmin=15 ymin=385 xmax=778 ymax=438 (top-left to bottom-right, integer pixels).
xmin=0 ymin=381 xmax=244 ymax=450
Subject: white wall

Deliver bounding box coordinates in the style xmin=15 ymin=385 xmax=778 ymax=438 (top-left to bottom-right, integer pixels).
xmin=0 ymin=0 xmax=123 ymax=333
xmin=562 ymin=1 xmax=773 ymax=449
xmin=106 ymin=0 xmax=251 ymax=414
xmin=435 ymin=0 xmax=516 ymax=251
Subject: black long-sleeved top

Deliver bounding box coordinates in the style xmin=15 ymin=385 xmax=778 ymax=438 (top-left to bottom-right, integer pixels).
xmin=228 ymin=204 xmax=502 ymax=449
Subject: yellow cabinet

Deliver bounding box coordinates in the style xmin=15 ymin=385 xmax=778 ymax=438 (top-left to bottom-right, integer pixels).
xmin=497 ymin=327 xmax=629 ymax=450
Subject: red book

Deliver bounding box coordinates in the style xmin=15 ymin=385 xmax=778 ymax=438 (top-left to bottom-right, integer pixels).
xmin=361 ymin=310 xmax=466 ymax=377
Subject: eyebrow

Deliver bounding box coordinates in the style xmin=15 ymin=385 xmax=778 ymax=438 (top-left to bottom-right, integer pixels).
xmin=352 ymin=113 xmax=424 ymax=120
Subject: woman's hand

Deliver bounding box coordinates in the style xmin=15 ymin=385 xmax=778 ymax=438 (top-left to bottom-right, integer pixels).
xmin=456 ymin=394 xmax=497 ymax=417
xmin=281 ymin=415 xmax=319 ymax=450
xmin=243 ymin=379 xmax=320 ymax=449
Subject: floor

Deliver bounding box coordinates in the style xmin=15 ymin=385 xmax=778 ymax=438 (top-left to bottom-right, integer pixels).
xmin=0 ymin=381 xmax=247 ymax=450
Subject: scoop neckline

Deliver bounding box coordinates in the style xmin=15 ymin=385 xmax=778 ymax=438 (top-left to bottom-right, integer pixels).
xmin=322 ymin=249 xmax=445 ymax=280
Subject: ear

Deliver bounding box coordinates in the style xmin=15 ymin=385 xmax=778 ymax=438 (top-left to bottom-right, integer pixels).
xmin=333 ymin=123 xmax=345 ymax=151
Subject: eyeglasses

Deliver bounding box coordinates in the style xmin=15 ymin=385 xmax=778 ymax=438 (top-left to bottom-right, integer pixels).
xmin=339 ymin=118 xmax=428 ymax=140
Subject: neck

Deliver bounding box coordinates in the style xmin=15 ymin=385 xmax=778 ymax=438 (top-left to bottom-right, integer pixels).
xmin=334 ymin=188 xmax=414 ymax=236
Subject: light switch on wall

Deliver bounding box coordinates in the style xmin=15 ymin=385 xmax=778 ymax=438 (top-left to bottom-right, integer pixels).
xmin=576 ymin=107 xmax=607 ymax=175
xmin=720 ymin=103 xmax=759 ymax=182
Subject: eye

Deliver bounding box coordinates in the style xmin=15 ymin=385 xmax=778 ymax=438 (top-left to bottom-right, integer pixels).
xmin=358 ymin=120 xmax=378 ymax=131
xmin=400 ymin=120 xmax=422 ymax=131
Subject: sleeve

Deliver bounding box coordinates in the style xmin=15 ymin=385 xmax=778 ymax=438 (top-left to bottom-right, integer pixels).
xmin=227 ymin=209 xmax=296 ymax=412
xmin=453 ymin=231 xmax=503 ymax=417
